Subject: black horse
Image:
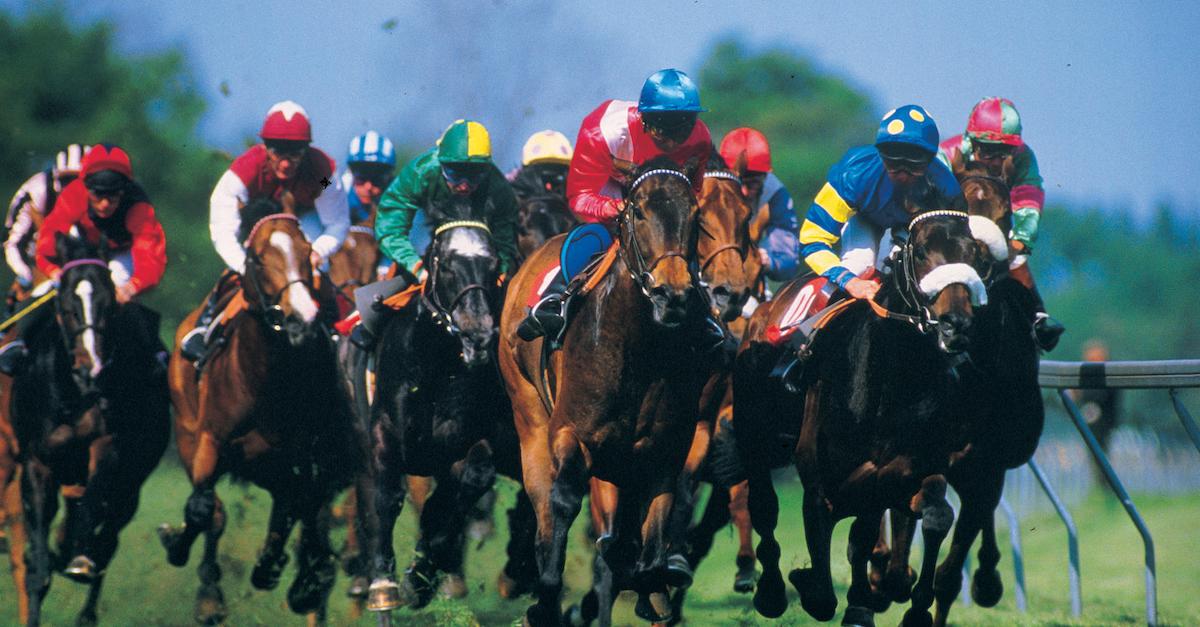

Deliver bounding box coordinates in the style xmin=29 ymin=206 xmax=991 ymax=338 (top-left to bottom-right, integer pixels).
xmin=9 ymin=233 xmax=169 ymax=626
xmin=516 ymin=192 xmax=577 ymax=262
xmin=734 ymin=203 xmax=991 ymax=627
xmin=358 ymin=194 xmax=524 ymax=616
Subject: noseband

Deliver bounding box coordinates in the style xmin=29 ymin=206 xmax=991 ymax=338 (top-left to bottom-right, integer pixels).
xmin=618 ymin=168 xmax=698 ymax=297
xmin=243 ymin=214 xmax=309 ymax=332
xmin=422 ymin=220 xmax=494 ymax=335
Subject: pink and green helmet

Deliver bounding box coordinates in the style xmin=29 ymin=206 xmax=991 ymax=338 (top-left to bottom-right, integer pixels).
xmin=966 ymin=97 xmax=1023 ymax=147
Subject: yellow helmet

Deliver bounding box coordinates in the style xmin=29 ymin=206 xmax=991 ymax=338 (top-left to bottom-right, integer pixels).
xmin=521 ymin=130 xmax=573 ymax=166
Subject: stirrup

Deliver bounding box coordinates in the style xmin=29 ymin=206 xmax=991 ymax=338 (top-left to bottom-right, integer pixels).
xmin=1033 ymin=312 xmax=1065 ymax=353
xmin=516 ymin=295 xmax=565 ymax=343
xmin=179 ymin=327 xmax=208 ymax=362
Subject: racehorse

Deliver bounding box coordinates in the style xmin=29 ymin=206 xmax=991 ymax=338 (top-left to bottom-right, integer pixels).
xmin=161 ymin=197 xmax=363 ymax=625
xmin=734 ymin=195 xmax=991 ymax=627
xmin=517 ymin=193 xmax=577 ymax=262
xmin=326 ymin=222 xmax=383 ymax=319
xmin=356 ymin=193 xmax=523 ymax=616
xmin=928 ymin=162 xmax=1045 ymax=627
xmin=499 ymin=157 xmax=711 ymax=626
xmin=6 ymin=233 xmax=170 ymax=626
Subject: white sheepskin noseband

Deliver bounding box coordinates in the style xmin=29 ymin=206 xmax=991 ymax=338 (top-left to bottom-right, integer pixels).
xmin=919 ymin=263 xmax=988 ymax=307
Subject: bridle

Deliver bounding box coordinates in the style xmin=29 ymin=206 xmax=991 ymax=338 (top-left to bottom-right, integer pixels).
xmin=886 ymin=210 xmax=972 ymax=333
xmin=421 ymin=219 xmax=495 ymax=336
xmin=242 ymin=213 xmax=309 ymax=332
xmin=56 ymin=257 xmax=112 ymax=401
xmin=617 ymin=168 xmax=699 ymax=298
xmin=696 ymin=169 xmax=750 ymax=281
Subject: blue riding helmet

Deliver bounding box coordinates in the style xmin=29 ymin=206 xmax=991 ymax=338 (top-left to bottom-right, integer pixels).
xmin=347 ymin=130 xmax=396 ymax=166
xmin=638 ymin=68 xmax=706 ymax=113
xmin=874 ymin=105 xmax=939 ymax=155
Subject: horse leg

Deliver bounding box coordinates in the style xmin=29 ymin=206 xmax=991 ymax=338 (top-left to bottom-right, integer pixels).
xmin=563 ymin=478 xmax=617 ymax=627
xmin=663 ymin=420 xmax=712 ymax=590
xmin=970 ymin=485 xmax=1005 ymax=608
xmin=747 ymin=465 xmax=787 ymax=618
xmin=288 ymin=504 xmax=338 ymax=616
xmin=728 ymin=480 xmax=758 ymax=593
xmin=195 ymin=494 xmax=228 ymax=625
xmin=932 ymin=471 xmax=1001 ymax=627
xmin=159 ymin=432 xmax=221 ymax=567
xmin=20 ymin=461 xmax=57 ymax=627
xmin=525 ymin=427 xmax=588 ymax=627
xmin=632 ymin=484 xmax=678 ymax=624
xmin=74 ymin=573 xmax=105 ymax=627
xmin=903 ymin=476 xmax=953 ymax=627
xmin=365 ymin=456 xmax=407 ymax=612
xmin=843 ymin=513 xmax=884 ymax=627
xmin=4 ymin=467 xmax=31 ymax=625
xmin=789 ymin=484 xmax=838 ymax=622
xmin=497 ymin=487 xmax=538 ymax=599
xmin=250 ymin=494 xmax=297 ymax=591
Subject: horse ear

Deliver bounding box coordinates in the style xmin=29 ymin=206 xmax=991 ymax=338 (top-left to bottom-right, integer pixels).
xmin=951 ymin=154 xmax=967 ymax=179
xmin=733 ymin=151 xmax=749 ymax=177
xmin=280 ymin=191 xmax=296 ymax=215
xmin=748 ymin=203 xmax=771 ymax=242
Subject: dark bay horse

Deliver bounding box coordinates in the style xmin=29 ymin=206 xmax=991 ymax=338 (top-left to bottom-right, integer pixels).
xmin=928 ymin=163 xmax=1045 ymax=627
xmin=357 ymin=194 xmax=522 ymax=617
xmin=162 ymin=198 xmax=363 ymax=624
xmin=327 ymin=223 xmax=383 ymax=318
xmin=517 ymin=193 xmax=577 ymax=262
xmin=6 ymin=234 xmax=170 ymax=626
xmin=499 ymin=157 xmax=711 ymax=626
xmin=735 ymin=206 xmax=991 ymax=627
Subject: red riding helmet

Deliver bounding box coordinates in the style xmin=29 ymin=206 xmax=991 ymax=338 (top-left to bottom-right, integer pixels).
xmin=259 ymin=100 xmax=313 ymax=142
xmin=719 ymin=127 xmax=772 ymax=173
xmin=966 ymin=97 xmax=1023 ymax=147
xmin=81 ymin=143 xmax=133 ymax=179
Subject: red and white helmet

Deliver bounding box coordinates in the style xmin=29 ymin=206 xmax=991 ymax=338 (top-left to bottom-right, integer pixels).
xmin=719 ymin=127 xmax=772 ymax=173
xmin=260 ymin=100 xmax=312 ymax=142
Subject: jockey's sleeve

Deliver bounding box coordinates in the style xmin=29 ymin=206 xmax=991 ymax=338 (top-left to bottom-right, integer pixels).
xmin=375 ymin=155 xmax=426 ymax=275
xmin=5 ymin=172 xmax=43 ymax=229
xmin=124 ymin=202 xmax=167 ymax=293
xmin=1010 ymin=145 xmax=1045 ymax=213
xmin=210 ymin=169 xmax=251 ymax=273
xmin=761 ymin=186 xmax=800 ymax=280
xmin=34 ymin=191 xmax=81 ymax=279
xmin=4 ymin=205 xmax=36 ymax=285
xmin=487 ymin=172 xmax=520 ymax=275
xmin=567 ymin=109 xmax=623 ymax=223
xmin=800 ymin=172 xmax=859 ymax=287
xmin=312 ymin=173 xmax=349 ymax=261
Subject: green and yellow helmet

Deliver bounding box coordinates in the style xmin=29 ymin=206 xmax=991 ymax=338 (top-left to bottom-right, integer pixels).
xmin=436 ymin=119 xmax=492 ymax=164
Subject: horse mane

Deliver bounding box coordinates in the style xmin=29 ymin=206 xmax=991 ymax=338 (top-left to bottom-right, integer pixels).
xmin=706 ymin=151 xmax=733 ymax=174
xmin=904 ymin=175 xmax=966 ymax=216
xmin=237 ymin=197 xmax=286 ymax=243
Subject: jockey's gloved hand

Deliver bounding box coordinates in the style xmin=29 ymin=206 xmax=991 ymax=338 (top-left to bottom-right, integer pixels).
xmin=1009 ymin=207 xmax=1040 ymax=252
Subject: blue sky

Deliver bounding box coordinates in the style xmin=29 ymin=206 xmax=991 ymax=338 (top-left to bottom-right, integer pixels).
xmin=35 ymin=1 xmax=1200 ymax=215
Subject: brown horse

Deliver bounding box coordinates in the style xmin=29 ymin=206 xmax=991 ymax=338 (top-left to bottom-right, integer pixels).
xmin=161 ymin=198 xmax=363 ymax=624
xmin=735 ymin=202 xmax=991 ymax=627
xmin=327 ymin=224 xmax=383 ymax=317
xmin=499 ymin=157 xmax=714 ymax=625
xmin=0 ymin=358 xmax=29 ymax=625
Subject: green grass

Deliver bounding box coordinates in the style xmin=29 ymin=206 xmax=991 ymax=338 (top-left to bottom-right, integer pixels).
xmin=1 ymin=464 xmax=1197 ymax=626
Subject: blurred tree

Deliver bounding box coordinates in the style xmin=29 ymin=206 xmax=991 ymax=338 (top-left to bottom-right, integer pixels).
xmin=0 ymin=5 xmax=227 ymax=337
xmin=698 ymin=37 xmax=879 ymax=202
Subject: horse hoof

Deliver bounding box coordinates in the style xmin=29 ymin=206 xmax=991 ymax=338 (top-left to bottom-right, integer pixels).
xmin=63 ymin=555 xmax=99 ymax=583
xmin=288 ymin=555 xmax=337 ymax=615
xmin=158 ymin=523 xmax=190 ymax=567
xmin=901 ymin=607 xmax=933 ymax=627
xmin=194 ymin=583 xmax=227 ymax=625
xmin=347 ymin=575 xmax=369 ymax=599
xmin=664 ymin=553 xmax=694 ymax=588
xmin=865 ymin=589 xmax=891 ymax=614
xmin=970 ymin=568 xmax=1003 ymax=607
xmin=883 ymin=566 xmax=915 ymax=603
xmin=399 ymin=567 xmax=435 ymax=609
xmin=367 ymin=578 xmax=402 ymax=612
xmin=439 ymin=573 xmax=468 ymax=599
xmin=251 ymin=550 xmax=289 ymax=590
xmin=840 ymin=605 xmax=875 ymax=627
xmin=634 ymin=590 xmax=672 ymax=623
xmin=790 ymin=567 xmax=837 ymax=622
xmin=753 ymin=570 xmax=788 ymax=618
xmin=733 ymin=562 xmax=759 ymax=593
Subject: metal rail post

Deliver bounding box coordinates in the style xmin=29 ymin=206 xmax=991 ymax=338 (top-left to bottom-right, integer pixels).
xmin=1169 ymin=388 xmax=1200 ymax=454
xmin=1058 ymin=389 xmax=1157 ymax=626
xmin=1027 ymin=458 xmax=1081 ymax=617
xmin=998 ymin=496 xmax=1027 ymax=612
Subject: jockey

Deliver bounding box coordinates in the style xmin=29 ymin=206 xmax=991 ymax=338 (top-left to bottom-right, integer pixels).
xmin=508 ymin=130 xmax=573 ymax=202
xmin=518 ymin=68 xmax=717 ymax=346
xmin=938 ymin=97 xmax=1063 ymax=350
xmin=342 ymin=130 xmax=401 ymax=280
xmin=376 ymin=119 xmax=519 ymax=282
xmin=795 ymin=105 xmax=962 ymax=311
xmin=180 ymin=100 xmax=349 ymax=362
xmin=4 ymin=144 xmax=89 ymax=300
xmin=718 ymin=127 xmax=800 ymax=282
xmin=0 ymin=144 xmax=167 ymax=375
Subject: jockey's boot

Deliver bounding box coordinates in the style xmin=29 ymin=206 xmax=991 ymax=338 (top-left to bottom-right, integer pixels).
xmin=0 ymin=339 xmax=29 ymax=376
xmin=180 ymin=285 xmax=228 ymax=363
xmin=516 ymin=292 xmax=566 ymax=345
xmin=1010 ymin=262 xmax=1064 ymax=352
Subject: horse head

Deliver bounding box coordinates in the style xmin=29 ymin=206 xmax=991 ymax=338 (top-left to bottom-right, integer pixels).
xmin=517 ymin=193 xmax=576 ymax=260
xmin=423 ymin=195 xmax=501 ymax=367
xmin=238 ymin=197 xmax=322 ymax=347
xmin=890 ymin=185 xmax=991 ymax=353
xmin=957 ymin=161 xmax=1012 ymax=225
xmin=53 ymin=232 xmax=116 ymax=396
xmin=697 ymin=153 xmax=761 ymax=321
xmin=619 ymin=156 xmax=702 ymax=328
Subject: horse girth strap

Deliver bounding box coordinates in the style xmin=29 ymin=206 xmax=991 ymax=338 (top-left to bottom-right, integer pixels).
xmin=433 ymin=220 xmax=490 ymax=238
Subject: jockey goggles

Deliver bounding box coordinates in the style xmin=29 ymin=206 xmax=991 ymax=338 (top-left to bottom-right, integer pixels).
xmin=878 ymin=143 xmax=933 ymax=174
xmin=441 ymin=162 xmax=488 ymax=193
xmin=265 ymin=140 xmax=309 ymax=161
xmin=643 ymin=111 xmax=698 ymax=142
xmin=973 ymin=141 xmax=1016 ymax=160
xmin=84 ymin=170 xmax=129 ymax=195
xmin=350 ymin=163 xmax=393 ymax=187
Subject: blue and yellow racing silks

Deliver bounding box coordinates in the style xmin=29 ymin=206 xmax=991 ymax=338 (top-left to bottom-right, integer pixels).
xmin=799 ymin=145 xmax=961 ymax=287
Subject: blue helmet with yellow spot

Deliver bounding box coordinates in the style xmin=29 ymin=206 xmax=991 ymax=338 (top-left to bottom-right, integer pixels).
xmin=874 ymin=105 xmax=939 ymax=155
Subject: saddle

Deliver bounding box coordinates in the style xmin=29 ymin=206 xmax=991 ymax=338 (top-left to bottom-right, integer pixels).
xmin=518 ymin=223 xmax=616 ymax=350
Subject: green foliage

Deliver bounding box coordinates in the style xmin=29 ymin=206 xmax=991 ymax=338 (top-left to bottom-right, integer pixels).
xmin=0 ymin=5 xmax=227 ymax=337
xmin=699 ymin=37 xmax=878 ymax=200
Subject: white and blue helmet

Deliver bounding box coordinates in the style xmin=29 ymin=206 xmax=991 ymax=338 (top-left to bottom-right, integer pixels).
xmin=347 ymin=131 xmax=396 ymax=167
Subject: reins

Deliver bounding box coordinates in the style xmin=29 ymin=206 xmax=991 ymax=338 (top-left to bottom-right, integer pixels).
xmin=422 ymin=220 xmax=495 ymax=334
